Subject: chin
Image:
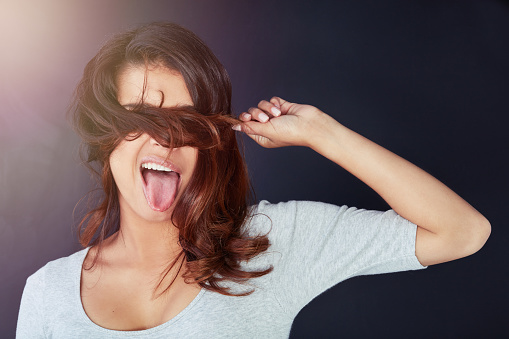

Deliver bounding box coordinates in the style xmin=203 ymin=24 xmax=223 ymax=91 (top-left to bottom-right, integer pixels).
xmin=142 ymin=207 xmax=175 ymax=223
xmin=119 ymin=194 xmax=179 ymax=225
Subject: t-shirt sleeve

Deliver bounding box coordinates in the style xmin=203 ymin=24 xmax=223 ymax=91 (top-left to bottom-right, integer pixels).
xmin=252 ymin=200 xmax=427 ymax=316
xmin=17 ymin=270 xmax=46 ymax=338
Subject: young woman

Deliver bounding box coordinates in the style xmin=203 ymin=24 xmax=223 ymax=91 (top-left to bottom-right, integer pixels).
xmin=17 ymin=22 xmax=490 ymax=338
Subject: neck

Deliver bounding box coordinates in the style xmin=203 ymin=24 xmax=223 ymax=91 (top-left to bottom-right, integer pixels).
xmin=109 ymin=206 xmax=182 ymax=269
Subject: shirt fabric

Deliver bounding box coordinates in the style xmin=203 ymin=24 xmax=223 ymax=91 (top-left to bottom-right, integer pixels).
xmin=17 ymin=200 xmax=427 ymax=338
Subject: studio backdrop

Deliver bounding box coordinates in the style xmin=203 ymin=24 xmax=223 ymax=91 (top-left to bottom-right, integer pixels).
xmin=1 ymin=0 xmax=508 ymax=337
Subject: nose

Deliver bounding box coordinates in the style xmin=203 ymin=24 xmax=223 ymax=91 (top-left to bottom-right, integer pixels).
xmin=149 ymin=136 xmax=163 ymax=147
xmin=149 ymin=134 xmax=180 ymax=151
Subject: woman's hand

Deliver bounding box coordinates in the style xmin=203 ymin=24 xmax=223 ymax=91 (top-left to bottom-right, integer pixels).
xmin=235 ymin=96 xmax=490 ymax=267
xmin=233 ymin=97 xmax=332 ymax=148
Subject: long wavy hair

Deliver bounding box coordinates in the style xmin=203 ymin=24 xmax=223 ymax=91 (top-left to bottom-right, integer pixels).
xmin=69 ymin=22 xmax=272 ymax=297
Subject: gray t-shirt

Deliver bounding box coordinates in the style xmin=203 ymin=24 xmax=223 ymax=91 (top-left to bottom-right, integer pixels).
xmin=17 ymin=200 xmax=426 ymax=338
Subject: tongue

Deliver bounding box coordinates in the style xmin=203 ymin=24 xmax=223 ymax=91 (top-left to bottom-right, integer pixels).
xmin=142 ymin=170 xmax=179 ymax=211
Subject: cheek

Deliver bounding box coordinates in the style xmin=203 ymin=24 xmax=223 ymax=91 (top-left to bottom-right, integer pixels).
xmin=109 ymin=147 xmax=124 ymax=178
xmin=108 ymin=155 xmax=124 ymax=189
xmin=108 ymin=140 xmax=136 ymax=185
xmin=185 ymin=148 xmax=199 ymax=173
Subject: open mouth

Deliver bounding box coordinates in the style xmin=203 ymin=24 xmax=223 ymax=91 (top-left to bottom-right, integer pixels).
xmin=140 ymin=162 xmax=181 ymax=212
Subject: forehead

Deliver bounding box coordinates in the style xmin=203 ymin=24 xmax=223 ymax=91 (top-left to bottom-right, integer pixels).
xmin=116 ymin=64 xmax=193 ymax=108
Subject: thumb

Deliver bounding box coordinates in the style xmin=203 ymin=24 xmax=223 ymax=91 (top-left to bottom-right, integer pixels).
xmin=236 ymin=121 xmax=276 ymax=148
xmin=236 ymin=120 xmax=270 ymax=136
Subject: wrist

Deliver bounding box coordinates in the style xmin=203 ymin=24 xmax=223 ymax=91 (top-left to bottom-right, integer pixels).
xmin=306 ymin=111 xmax=345 ymax=151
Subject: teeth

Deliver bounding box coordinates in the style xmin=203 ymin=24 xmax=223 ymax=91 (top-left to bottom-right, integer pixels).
xmin=141 ymin=162 xmax=173 ymax=172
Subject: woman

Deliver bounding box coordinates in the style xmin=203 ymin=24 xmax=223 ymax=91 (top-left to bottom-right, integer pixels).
xmin=17 ymin=22 xmax=490 ymax=338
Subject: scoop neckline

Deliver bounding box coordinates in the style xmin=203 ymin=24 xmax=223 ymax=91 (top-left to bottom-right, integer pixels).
xmin=74 ymin=247 xmax=206 ymax=336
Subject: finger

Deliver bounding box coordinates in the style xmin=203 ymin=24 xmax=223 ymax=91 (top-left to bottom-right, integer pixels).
xmin=232 ymin=121 xmax=279 ymax=148
xmin=239 ymin=112 xmax=252 ymax=121
xmin=270 ymin=97 xmax=291 ymax=113
xmin=247 ymin=107 xmax=270 ymax=123
xmin=258 ymin=99 xmax=281 ymax=117
xmin=234 ymin=120 xmax=268 ymax=136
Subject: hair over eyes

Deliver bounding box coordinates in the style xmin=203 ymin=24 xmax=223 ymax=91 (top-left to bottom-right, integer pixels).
xmin=69 ymin=22 xmax=273 ymax=297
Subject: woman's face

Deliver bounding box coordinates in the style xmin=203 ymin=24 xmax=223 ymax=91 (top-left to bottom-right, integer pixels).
xmin=110 ymin=63 xmax=198 ymax=224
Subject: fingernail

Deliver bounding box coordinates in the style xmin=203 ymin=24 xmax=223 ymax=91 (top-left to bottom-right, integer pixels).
xmin=259 ymin=113 xmax=269 ymax=122
xmin=232 ymin=124 xmax=241 ymax=131
xmin=243 ymin=113 xmax=252 ymax=120
xmin=271 ymin=107 xmax=281 ymax=116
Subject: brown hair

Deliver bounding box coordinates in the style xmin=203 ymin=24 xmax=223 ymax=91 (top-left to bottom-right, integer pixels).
xmin=70 ymin=22 xmax=272 ymax=296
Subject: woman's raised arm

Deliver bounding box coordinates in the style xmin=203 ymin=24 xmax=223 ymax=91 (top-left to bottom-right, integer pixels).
xmin=233 ymin=97 xmax=491 ymax=266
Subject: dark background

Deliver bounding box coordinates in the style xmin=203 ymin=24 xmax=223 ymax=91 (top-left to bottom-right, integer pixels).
xmin=1 ymin=0 xmax=508 ymax=337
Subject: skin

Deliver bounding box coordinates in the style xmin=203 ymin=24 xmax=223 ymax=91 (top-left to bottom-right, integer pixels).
xmin=81 ymin=64 xmax=201 ymax=331
xmin=110 ymin=63 xmax=199 ymax=264
xmin=234 ymin=97 xmax=491 ymax=266
xmin=82 ymin=64 xmax=491 ymax=331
